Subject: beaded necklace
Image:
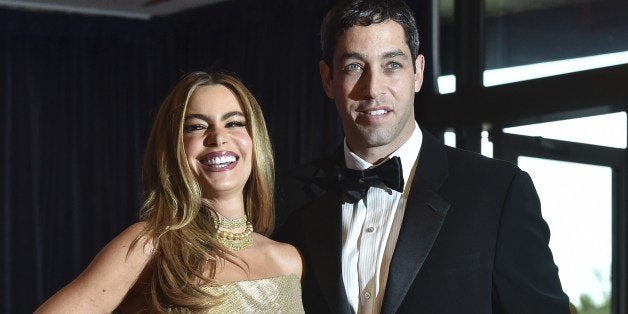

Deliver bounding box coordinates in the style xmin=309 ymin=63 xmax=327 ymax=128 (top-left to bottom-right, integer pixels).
xmin=214 ymin=214 xmax=254 ymax=251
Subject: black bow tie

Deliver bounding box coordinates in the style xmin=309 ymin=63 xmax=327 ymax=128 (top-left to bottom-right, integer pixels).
xmin=336 ymin=156 xmax=404 ymax=203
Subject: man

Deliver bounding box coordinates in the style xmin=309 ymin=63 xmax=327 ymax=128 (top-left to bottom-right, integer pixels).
xmin=275 ymin=0 xmax=570 ymax=313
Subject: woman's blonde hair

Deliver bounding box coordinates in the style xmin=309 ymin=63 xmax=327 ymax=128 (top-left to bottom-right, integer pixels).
xmin=138 ymin=71 xmax=275 ymax=311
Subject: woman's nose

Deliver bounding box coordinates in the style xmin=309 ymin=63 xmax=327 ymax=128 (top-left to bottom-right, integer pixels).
xmin=204 ymin=128 xmax=227 ymax=147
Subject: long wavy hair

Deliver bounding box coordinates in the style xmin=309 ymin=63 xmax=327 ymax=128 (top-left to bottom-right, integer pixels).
xmin=137 ymin=71 xmax=275 ymax=311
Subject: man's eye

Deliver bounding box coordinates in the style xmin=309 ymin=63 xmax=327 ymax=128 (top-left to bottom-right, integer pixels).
xmin=184 ymin=124 xmax=206 ymax=133
xmin=386 ymin=62 xmax=402 ymax=69
xmin=343 ymin=63 xmax=363 ymax=72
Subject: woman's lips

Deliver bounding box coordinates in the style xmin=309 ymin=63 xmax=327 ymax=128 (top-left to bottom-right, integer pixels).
xmin=199 ymin=151 xmax=239 ymax=172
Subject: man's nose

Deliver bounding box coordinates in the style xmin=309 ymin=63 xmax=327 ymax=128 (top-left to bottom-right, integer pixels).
xmin=362 ymin=69 xmax=386 ymax=99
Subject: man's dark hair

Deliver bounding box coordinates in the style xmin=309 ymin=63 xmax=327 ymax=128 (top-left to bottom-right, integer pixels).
xmin=320 ymin=0 xmax=420 ymax=71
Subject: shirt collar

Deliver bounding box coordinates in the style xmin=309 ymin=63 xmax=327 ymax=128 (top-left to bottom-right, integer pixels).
xmin=343 ymin=122 xmax=423 ymax=188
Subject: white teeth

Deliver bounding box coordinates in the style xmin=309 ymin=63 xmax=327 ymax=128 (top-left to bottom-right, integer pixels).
xmin=367 ymin=109 xmax=387 ymax=116
xmin=206 ymin=155 xmax=236 ymax=166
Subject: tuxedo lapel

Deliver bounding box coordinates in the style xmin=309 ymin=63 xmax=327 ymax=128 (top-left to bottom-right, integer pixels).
xmin=381 ymin=130 xmax=452 ymax=314
xmin=301 ymin=191 xmax=351 ymax=313
xmin=299 ymin=150 xmax=351 ymax=313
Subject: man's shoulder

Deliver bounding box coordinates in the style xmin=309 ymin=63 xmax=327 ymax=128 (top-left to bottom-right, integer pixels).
xmin=433 ymin=144 xmax=524 ymax=187
xmin=445 ymin=145 xmax=519 ymax=172
xmin=419 ymin=128 xmax=520 ymax=176
xmin=280 ymin=150 xmax=341 ymax=183
xmin=274 ymin=153 xmax=341 ymax=232
xmin=286 ymin=157 xmax=331 ymax=177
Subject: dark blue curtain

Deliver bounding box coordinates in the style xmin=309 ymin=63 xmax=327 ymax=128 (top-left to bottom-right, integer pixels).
xmin=0 ymin=0 xmax=433 ymax=312
xmin=0 ymin=9 xmax=157 ymax=312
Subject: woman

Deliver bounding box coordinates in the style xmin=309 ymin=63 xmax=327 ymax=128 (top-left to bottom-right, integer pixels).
xmin=36 ymin=72 xmax=304 ymax=312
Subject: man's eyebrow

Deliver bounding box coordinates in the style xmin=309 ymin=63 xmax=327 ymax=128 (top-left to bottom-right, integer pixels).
xmin=338 ymin=52 xmax=366 ymax=62
xmin=382 ymin=49 xmax=408 ymax=59
xmin=337 ymin=50 xmax=408 ymax=62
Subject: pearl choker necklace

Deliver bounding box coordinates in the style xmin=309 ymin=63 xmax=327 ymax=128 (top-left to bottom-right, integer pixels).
xmin=216 ymin=221 xmax=254 ymax=251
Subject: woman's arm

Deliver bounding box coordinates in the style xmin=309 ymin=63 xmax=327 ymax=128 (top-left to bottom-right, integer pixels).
xmin=35 ymin=222 xmax=153 ymax=313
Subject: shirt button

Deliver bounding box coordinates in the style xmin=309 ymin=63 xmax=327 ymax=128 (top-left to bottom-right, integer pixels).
xmin=365 ymin=226 xmax=375 ymax=233
xmin=364 ymin=291 xmax=372 ymax=300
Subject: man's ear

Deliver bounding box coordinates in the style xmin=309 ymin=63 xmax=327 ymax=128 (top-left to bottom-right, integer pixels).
xmin=319 ymin=60 xmax=334 ymax=99
xmin=414 ymin=54 xmax=425 ymax=93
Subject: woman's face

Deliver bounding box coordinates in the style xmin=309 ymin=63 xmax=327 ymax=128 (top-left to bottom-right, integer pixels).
xmin=183 ymin=84 xmax=253 ymax=199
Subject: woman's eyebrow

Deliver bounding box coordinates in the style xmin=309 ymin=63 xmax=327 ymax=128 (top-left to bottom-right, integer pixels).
xmin=183 ymin=111 xmax=244 ymax=122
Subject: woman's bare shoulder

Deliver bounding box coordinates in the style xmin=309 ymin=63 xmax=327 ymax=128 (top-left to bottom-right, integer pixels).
xmin=253 ymin=234 xmax=303 ymax=278
xmin=116 ymin=221 xmax=154 ymax=254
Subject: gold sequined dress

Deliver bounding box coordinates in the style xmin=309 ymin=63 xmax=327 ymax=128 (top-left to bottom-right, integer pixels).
xmin=197 ymin=274 xmax=304 ymax=313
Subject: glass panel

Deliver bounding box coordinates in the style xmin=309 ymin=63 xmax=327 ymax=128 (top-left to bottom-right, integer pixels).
xmin=485 ymin=0 xmax=628 ymax=86
xmin=480 ymin=130 xmax=493 ymax=158
xmin=442 ymin=130 xmax=493 ymax=153
xmin=437 ymin=75 xmax=456 ymax=94
xmin=444 ymin=130 xmax=457 ymax=147
xmin=438 ymin=0 xmax=455 ymax=94
xmin=518 ymin=156 xmax=612 ymax=313
xmin=504 ymin=112 xmax=627 ymax=149
xmin=484 ymin=51 xmax=628 ymax=86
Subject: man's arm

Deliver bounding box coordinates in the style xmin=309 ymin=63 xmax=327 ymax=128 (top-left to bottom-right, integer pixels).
xmin=492 ymin=170 xmax=570 ymax=313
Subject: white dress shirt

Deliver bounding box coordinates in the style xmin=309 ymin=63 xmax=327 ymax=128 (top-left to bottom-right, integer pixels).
xmin=341 ymin=122 xmax=422 ymax=314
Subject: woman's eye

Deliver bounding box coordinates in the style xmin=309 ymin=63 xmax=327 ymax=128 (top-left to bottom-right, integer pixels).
xmin=226 ymin=121 xmax=246 ymax=128
xmin=184 ymin=124 xmax=206 ymax=133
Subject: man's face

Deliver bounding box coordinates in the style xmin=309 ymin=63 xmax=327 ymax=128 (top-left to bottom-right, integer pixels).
xmin=320 ymin=20 xmax=424 ymax=162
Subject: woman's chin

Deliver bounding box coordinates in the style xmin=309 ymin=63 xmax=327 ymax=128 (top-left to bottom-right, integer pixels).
xmin=201 ymin=183 xmax=246 ymax=199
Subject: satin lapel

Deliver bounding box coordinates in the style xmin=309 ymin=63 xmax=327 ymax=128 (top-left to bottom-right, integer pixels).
xmin=381 ymin=129 xmax=452 ymax=314
xmin=301 ymin=191 xmax=350 ymax=313
xmin=300 ymin=150 xmax=351 ymax=313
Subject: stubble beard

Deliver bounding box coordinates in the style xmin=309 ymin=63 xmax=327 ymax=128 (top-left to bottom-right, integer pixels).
xmin=347 ymin=110 xmax=415 ymax=156
xmin=352 ymin=123 xmax=402 ymax=149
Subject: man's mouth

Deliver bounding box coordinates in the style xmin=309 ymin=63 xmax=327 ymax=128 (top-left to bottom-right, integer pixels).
xmin=366 ymin=109 xmax=387 ymax=116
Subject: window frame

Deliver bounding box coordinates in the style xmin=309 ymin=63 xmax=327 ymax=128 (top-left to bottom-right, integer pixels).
xmin=425 ymin=1 xmax=628 ymax=313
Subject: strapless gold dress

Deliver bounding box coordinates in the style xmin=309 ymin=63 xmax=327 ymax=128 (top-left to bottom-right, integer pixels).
xmin=197 ymin=274 xmax=304 ymax=313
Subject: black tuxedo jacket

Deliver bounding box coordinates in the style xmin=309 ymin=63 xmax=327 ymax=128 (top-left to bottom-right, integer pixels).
xmin=275 ymin=130 xmax=569 ymax=313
